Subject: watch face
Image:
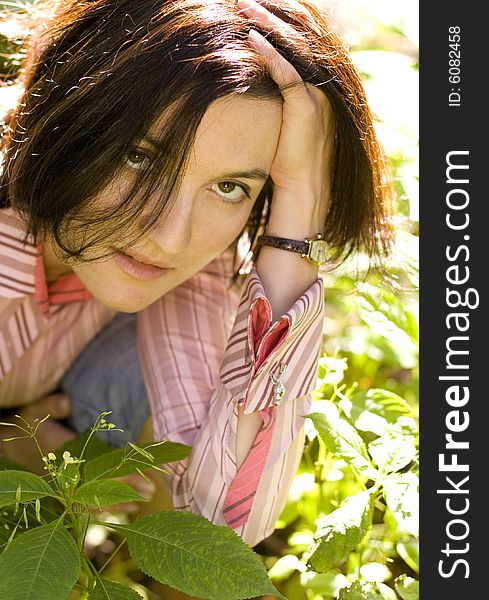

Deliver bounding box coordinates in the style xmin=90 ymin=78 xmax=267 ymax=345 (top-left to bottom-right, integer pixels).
xmin=308 ymin=240 xmax=329 ymax=264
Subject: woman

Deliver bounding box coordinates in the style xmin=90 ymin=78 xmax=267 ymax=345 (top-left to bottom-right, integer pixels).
xmin=0 ymin=0 xmax=392 ymax=547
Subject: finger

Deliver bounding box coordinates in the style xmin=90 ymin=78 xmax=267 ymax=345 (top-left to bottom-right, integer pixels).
xmin=248 ymin=29 xmax=305 ymax=93
xmin=238 ymin=0 xmax=296 ymax=34
xmin=20 ymin=393 xmax=71 ymax=421
xmin=238 ymin=0 xmax=322 ymax=37
xmin=261 ymin=0 xmax=316 ymax=20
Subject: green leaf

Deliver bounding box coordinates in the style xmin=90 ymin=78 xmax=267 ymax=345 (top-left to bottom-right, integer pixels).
xmin=84 ymin=440 xmax=191 ymax=481
xmin=305 ymin=491 xmax=374 ymax=573
xmin=317 ymin=356 xmax=348 ymax=385
xmin=338 ymin=581 xmax=397 ymax=600
xmin=309 ymin=403 xmax=378 ymax=479
xmin=394 ymin=575 xmax=419 ymax=600
xmin=74 ymin=480 xmax=146 ymax=509
xmin=384 ymin=472 xmax=419 ymax=536
xmin=349 ymin=389 xmax=413 ymax=435
xmin=108 ymin=511 xmax=285 ymax=600
xmin=0 ymin=519 xmax=12 ymax=550
xmin=89 ymin=578 xmax=144 ymax=599
xmin=368 ymin=429 xmax=417 ymax=474
xmin=0 ymin=470 xmax=57 ymax=508
xmin=396 ymin=539 xmax=419 ymax=573
xmin=0 ymin=519 xmax=81 ymax=599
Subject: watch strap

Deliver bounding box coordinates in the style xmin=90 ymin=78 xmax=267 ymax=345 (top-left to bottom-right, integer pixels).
xmin=256 ymin=235 xmax=309 ymax=256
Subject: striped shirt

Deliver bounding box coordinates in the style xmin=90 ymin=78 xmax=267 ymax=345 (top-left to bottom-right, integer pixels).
xmin=0 ymin=207 xmax=324 ymax=547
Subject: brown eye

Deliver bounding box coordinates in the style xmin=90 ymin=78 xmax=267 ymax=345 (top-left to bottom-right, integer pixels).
xmin=212 ymin=181 xmax=249 ymax=203
xmin=218 ymin=182 xmax=237 ymax=194
xmin=125 ymin=148 xmax=151 ymax=170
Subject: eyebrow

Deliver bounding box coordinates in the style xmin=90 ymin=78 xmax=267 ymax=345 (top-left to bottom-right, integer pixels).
xmin=143 ymin=134 xmax=269 ymax=182
xmin=214 ymin=168 xmax=269 ymax=182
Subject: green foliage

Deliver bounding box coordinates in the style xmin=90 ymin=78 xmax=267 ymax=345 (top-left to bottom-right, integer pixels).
xmin=268 ymin=346 xmax=418 ymax=598
xmin=88 ymin=579 xmax=144 ymax=599
xmin=339 ymin=581 xmax=398 ymax=600
xmin=0 ymin=413 xmax=283 ymax=599
xmin=110 ymin=512 xmax=286 ymax=600
xmin=383 ymin=473 xmax=419 ymax=538
xmin=83 ymin=440 xmax=191 ymax=482
xmin=0 ymin=519 xmax=81 ymax=599
xmin=0 ymin=469 xmax=58 ymax=508
xmin=73 ymin=480 xmax=146 ymax=509
xmin=348 ymin=389 xmax=413 ymax=436
xmin=305 ymin=492 xmax=374 ymax=572
xmin=394 ymin=575 xmax=419 ymax=600
xmin=309 ymin=406 xmax=379 ymax=479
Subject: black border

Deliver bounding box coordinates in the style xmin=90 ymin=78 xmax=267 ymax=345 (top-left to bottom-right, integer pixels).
xmin=421 ymin=2 xmax=484 ymax=596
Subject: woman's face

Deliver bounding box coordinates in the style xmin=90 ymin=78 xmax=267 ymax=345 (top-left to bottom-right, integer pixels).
xmin=48 ymin=95 xmax=282 ymax=312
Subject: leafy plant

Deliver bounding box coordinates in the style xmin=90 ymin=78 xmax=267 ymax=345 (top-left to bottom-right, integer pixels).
xmin=0 ymin=413 xmax=285 ymax=600
xmin=265 ymin=355 xmax=419 ymax=600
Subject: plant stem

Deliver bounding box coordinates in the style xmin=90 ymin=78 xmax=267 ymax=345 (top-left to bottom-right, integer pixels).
xmin=348 ymin=465 xmax=367 ymax=491
xmin=99 ymin=537 xmax=127 ymax=574
xmin=82 ymin=555 xmax=97 ymax=591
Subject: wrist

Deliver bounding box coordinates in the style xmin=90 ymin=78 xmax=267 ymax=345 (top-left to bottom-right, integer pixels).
xmin=268 ymin=187 xmax=326 ymax=239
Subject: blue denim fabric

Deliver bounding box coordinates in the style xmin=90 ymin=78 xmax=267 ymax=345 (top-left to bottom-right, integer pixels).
xmin=59 ymin=312 xmax=151 ymax=448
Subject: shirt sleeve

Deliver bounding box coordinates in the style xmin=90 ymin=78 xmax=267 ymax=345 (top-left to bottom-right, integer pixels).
xmin=136 ymin=250 xmax=324 ymax=547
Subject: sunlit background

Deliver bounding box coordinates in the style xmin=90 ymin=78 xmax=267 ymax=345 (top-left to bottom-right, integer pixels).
xmin=1 ymin=2 xmax=419 ymax=599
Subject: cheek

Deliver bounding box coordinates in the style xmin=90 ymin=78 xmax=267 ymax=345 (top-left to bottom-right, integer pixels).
xmin=195 ymin=202 xmax=255 ymax=250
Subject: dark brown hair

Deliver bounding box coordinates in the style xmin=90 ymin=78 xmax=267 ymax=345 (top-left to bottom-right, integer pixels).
xmin=0 ymin=0 xmax=393 ymax=267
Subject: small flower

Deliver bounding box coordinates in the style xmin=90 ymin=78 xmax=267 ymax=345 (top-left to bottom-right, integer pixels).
xmin=47 ymin=452 xmax=56 ymax=461
xmin=62 ymin=451 xmax=74 ymax=463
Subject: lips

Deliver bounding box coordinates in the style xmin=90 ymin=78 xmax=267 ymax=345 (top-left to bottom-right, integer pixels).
xmin=120 ymin=249 xmax=174 ymax=270
xmin=112 ymin=248 xmax=174 ymax=281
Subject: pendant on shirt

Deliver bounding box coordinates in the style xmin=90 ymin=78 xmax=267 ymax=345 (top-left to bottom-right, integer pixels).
xmin=270 ymin=363 xmax=287 ymax=406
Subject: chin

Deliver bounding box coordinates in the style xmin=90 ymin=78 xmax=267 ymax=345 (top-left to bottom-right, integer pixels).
xmin=85 ymin=283 xmax=158 ymax=313
xmin=101 ymin=294 xmax=157 ymax=313
xmin=73 ymin=263 xmax=165 ymax=313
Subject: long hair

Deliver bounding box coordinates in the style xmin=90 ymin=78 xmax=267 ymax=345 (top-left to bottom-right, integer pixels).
xmin=0 ymin=0 xmax=393 ymax=266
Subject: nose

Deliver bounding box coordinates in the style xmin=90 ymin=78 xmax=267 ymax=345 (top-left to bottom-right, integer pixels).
xmin=144 ymin=193 xmax=193 ymax=256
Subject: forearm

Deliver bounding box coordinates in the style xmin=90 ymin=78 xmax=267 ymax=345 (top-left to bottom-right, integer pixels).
xmin=256 ymin=187 xmax=321 ymax=321
xmin=237 ymin=188 xmax=322 ymax=466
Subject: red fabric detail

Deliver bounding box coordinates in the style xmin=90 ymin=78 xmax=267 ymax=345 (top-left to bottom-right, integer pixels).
xmin=34 ymin=243 xmax=92 ymax=319
xmin=223 ymin=406 xmax=276 ymax=528
xmin=249 ymin=296 xmax=291 ymax=372
xmin=254 ymin=318 xmax=290 ymax=372
xmin=248 ymin=296 xmax=271 ymax=358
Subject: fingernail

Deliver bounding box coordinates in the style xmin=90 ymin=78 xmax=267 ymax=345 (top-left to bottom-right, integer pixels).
xmin=248 ymin=28 xmax=267 ymax=47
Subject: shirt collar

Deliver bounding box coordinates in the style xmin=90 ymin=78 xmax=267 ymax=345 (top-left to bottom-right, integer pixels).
xmin=0 ymin=208 xmax=92 ymax=319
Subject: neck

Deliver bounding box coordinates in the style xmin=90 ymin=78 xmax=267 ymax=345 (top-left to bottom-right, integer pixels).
xmin=42 ymin=236 xmax=73 ymax=283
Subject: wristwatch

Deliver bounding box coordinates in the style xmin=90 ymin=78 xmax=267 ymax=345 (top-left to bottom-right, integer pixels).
xmin=257 ymin=233 xmax=330 ymax=266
